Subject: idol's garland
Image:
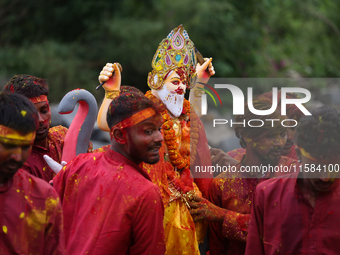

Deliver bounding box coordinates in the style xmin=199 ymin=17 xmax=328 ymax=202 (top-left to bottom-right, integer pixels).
xmin=146 ymin=25 xmax=202 ymax=207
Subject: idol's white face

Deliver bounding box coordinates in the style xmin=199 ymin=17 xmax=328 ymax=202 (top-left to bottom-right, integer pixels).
xmin=155 ymin=70 xmax=186 ymax=117
xmin=163 ymin=71 xmax=186 ymax=95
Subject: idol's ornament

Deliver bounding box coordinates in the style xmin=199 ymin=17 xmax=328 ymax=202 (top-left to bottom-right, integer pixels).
xmin=147 ymin=25 xmax=197 ymax=90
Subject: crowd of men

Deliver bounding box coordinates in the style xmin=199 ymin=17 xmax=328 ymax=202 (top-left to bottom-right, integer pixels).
xmin=1 ymin=25 xmax=340 ymax=255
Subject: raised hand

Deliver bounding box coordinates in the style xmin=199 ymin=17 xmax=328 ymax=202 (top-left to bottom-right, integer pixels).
xmin=98 ymin=63 xmax=122 ymax=92
xmin=196 ymin=57 xmax=215 ymax=82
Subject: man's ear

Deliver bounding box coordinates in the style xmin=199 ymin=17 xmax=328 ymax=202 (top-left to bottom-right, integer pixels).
xmin=112 ymin=128 xmax=127 ymax=144
xmin=295 ymin=147 xmax=302 ymax=163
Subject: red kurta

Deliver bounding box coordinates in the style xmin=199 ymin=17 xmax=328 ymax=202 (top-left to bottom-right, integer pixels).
xmin=0 ymin=169 xmax=65 ymax=254
xmin=22 ymin=125 xmax=68 ymax=182
xmin=209 ymin=156 xmax=297 ymax=255
xmin=93 ymin=100 xmax=212 ymax=254
xmin=246 ymin=172 xmax=340 ymax=255
xmin=227 ymin=145 xmax=298 ymax=161
xmin=53 ymin=149 xmax=166 ymax=255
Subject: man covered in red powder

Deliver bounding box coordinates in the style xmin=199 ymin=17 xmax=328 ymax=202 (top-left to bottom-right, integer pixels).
xmin=246 ymin=106 xmax=340 ymax=254
xmin=0 ymin=92 xmax=64 ymax=254
xmin=189 ymin=97 xmax=297 ymax=255
xmin=2 ymin=74 xmax=73 ymax=182
xmin=97 ymin=25 xmax=215 ymax=254
xmin=53 ymin=92 xmax=166 ymax=255
xmin=227 ymin=90 xmax=304 ymax=161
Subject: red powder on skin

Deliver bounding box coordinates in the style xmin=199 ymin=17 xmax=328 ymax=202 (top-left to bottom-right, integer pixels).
xmin=164 ymin=67 xmax=188 ymax=88
xmin=174 ymin=87 xmax=184 ymax=95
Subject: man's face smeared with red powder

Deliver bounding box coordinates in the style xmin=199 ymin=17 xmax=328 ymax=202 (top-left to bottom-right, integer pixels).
xmin=0 ymin=141 xmax=32 ymax=182
xmin=156 ymin=68 xmax=187 ymax=117
xmin=247 ymin=131 xmax=287 ymax=165
xmin=0 ymin=125 xmax=34 ymax=183
xmin=34 ymin=101 xmax=51 ymax=141
xmin=125 ymin=113 xmax=164 ymax=165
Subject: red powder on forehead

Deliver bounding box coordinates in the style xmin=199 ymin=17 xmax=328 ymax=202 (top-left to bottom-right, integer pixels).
xmin=163 ymin=67 xmax=187 ymax=83
xmin=163 ymin=70 xmax=172 ymax=81
xmin=175 ymin=67 xmax=186 ymax=82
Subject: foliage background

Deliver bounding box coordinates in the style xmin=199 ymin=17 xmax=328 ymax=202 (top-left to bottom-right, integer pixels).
xmin=0 ymin=0 xmax=339 ymax=103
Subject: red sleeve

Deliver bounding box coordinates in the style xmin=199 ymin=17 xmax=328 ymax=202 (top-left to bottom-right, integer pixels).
xmin=129 ymin=185 xmax=165 ymax=255
xmin=222 ymin=209 xmax=251 ymax=242
xmin=245 ymin=187 xmax=265 ymax=255
xmin=43 ymin=187 xmax=66 ymax=255
xmin=210 ymin=178 xmax=251 ymax=242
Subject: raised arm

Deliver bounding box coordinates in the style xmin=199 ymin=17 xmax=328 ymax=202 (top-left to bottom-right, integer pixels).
xmin=189 ymin=58 xmax=215 ymax=117
xmin=97 ymin=63 xmax=122 ymax=132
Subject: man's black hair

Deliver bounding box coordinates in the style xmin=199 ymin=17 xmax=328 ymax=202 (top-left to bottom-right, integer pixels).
xmin=107 ymin=92 xmax=160 ymax=129
xmin=0 ymin=92 xmax=38 ymax=134
xmin=297 ymin=106 xmax=340 ymax=162
xmin=3 ymin=74 xmax=49 ymax=98
xmin=120 ymin=86 xmax=144 ymax=96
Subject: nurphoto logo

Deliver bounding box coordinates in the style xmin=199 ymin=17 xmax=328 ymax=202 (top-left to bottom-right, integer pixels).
xmin=199 ymin=82 xmax=312 ymax=128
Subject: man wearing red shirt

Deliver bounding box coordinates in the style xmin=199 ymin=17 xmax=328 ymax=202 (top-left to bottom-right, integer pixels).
xmin=2 ymin=74 xmax=70 ymax=182
xmin=189 ymin=97 xmax=297 ymax=255
xmin=246 ymin=106 xmax=340 ymax=254
xmin=53 ymin=92 xmax=166 ymax=255
xmin=0 ymin=92 xmax=65 ymax=254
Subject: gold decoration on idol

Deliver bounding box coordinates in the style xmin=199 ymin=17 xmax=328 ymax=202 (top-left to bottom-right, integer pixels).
xmin=168 ymin=179 xmax=196 ymax=208
xmin=147 ymin=25 xmax=197 ymax=90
